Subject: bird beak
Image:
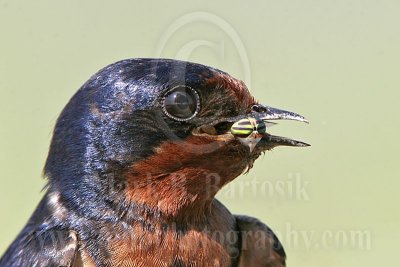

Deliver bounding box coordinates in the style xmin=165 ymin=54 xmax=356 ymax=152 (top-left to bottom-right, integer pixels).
xmin=193 ymin=105 xmax=310 ymax=151
xmin=254 ymin=105 xmax=309 ymax=123
xmin=239 ymin=104 xmax=310 ymax=151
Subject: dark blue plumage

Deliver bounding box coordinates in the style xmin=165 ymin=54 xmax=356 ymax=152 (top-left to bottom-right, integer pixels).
xmin=0 ymin=58 xmax=307 ymax=267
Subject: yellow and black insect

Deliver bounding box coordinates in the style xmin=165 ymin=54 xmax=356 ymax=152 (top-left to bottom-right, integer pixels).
xmin=230 ymin=117 xmax=266 ymax=138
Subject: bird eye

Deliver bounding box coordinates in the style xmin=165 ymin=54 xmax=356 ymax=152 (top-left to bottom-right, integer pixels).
xmin=163 ymin=86 xmax=200 ymax=121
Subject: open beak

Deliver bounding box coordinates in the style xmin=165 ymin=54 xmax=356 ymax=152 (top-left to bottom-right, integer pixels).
xmin=193 ymin=104 xmax=310 ymax=151
xmin=246 ymin=104 xmax=310 ymax=150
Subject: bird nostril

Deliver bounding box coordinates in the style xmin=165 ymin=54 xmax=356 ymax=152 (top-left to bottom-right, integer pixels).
xmin=252 ymin=104 xmax=267 ymax=113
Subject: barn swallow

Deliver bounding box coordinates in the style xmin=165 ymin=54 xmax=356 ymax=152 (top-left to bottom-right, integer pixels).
xmin=0 ymin=58 xmax=309 ymax=267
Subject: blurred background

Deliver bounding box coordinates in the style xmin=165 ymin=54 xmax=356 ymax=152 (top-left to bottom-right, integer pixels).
xmin=1 ymin=0 xmax=399 ymax=266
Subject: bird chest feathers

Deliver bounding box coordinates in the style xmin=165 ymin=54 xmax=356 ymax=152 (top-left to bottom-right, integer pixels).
xmin=75 ymin=204 xmax=240 ymax=267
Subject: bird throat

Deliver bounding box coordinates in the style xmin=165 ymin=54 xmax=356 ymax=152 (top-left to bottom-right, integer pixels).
xmin=122 ymin=136 xmax=251 ymax=223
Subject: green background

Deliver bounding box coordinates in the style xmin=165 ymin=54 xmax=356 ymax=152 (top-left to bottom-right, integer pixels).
xmin=1 ymin=1 xmax=399 ymax=266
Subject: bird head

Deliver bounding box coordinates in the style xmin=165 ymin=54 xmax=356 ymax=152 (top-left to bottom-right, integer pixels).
xmin=44 ymin=59 xmax=308 ymax=222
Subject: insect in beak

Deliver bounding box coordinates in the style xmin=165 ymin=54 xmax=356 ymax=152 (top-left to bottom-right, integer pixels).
xmin=230 ymin=105 xmax=310 ymax=152
xmin=230 ymin=117 xmax=266 ymax=152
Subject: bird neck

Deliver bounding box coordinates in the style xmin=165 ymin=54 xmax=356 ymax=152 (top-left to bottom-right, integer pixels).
xmin=121 ymin=137 xmax=251 ymax=225
xmin=123 ymin=168 xmax=224 ymax=225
